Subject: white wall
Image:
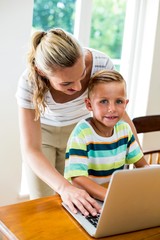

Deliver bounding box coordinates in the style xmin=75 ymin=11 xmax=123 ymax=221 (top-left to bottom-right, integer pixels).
xmin=121 ymin=0 xmax=160 ymax=151
xmin=143 ymin=2 xmax=160 ymax=150
xmin=0 ymin=0 xmax=33 ymax=206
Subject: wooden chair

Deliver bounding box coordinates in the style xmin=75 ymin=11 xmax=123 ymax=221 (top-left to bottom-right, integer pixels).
xmin=133 ymin=115 xmax=160 ymax=164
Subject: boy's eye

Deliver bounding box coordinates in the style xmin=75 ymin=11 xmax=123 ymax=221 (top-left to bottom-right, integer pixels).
xmin=100 ymin=99 xmax=108 ymax=104
xmin=116 ymin=99 xmax=124 ymax=104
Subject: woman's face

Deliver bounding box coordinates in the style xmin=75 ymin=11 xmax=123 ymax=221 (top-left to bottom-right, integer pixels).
xmin=46 ymin=55 xmax=86 ymax=95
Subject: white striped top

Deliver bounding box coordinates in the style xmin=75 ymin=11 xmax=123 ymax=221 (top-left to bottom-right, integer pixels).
xmin=16 ymin=48 xmax=114 ymax=127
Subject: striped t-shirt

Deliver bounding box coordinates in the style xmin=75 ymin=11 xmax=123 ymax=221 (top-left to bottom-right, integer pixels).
xmin=16 ymin=48 xmax=114 ymax=127
xmin=65 ymin=119 xmax=143 ymax=184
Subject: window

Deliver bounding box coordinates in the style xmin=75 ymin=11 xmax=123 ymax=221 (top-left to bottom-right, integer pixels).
xmin=90 ymin=0 xmax=127 ymax=70
xmin=32 ymin=0 xmax=127 ymax=71
xmin=32 ymin=0 xmax=76 ymax=33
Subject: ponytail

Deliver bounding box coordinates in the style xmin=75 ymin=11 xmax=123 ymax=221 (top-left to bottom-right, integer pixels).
xmin=27 ymin=28 xmax=82 ymax=120
xmin=27 ymin=30 xmax=49 ymax=120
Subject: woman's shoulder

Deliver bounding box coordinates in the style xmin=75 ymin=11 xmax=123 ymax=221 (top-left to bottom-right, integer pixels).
xmin=16 ymin=69 xmax=35 ymax=109
xmin=85 ymin=47 xmax=112 ymax=59
xmin=18 ymin=69 xmax=34 ymax=89
xmin=84 ymin=47 xmax=114 ymax=75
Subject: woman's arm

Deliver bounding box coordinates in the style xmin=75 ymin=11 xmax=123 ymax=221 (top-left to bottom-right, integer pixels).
xmin=72 ymin=176 xmax=107 ymax=201
xmin=123 ymin=112 xmax=150 ymax=167
xmin=122 ymin=111 xmax=142 ymax=148
xmin=18 ymin=107 xmax=101 ymax=216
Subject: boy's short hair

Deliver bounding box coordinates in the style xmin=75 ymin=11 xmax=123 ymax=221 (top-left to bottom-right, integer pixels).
xmin=88 ymin=69 xmax=126 ymax=97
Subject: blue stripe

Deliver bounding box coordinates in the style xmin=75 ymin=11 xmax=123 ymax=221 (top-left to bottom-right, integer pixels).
xmin=88 ymin=144 xmax=128 ymax=158
xmin=87 ymin=137 xmax=128 ymax=151
xmin=88 ymin=165 xmax=124 ymax=176
xmin=127 ymin=134 xmax=135 ymax=148
xmin=65 ymin=164 xmax=88 ymax=172
xmin=66 ymin=149 xmax=87 ymax=159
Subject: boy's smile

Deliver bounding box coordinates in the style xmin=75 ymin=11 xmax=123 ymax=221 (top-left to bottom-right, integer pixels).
xmin=85 ymin=81 xmax=129 ymax=136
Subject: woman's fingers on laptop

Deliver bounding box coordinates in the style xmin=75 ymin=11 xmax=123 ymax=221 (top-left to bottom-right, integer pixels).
xmin=79 ymin=195 xmax=102 ymax=216
xmin=61 ymin=185 xmax=101 ymax=216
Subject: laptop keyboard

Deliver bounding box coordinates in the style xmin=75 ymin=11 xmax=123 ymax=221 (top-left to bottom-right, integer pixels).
xmin=85 ymin=213 xmax=101 ymax=228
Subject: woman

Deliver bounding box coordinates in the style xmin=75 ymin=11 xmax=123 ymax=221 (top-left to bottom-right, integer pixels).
xmin=16 ymin=28 xmax=138 ymax=216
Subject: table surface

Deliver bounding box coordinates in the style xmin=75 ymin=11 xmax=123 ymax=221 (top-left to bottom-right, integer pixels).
xmin=0 ymin=194 xmax=160 ymax=240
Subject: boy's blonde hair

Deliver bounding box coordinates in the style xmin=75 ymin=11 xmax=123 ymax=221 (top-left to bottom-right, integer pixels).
xmin=88 ymin=69 xmax=127 ymax=98
xmin=27 ymin=28 xmax=83 ymax=120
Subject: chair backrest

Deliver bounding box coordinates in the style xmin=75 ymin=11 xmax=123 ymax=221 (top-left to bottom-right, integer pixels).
xmin=132 ymin=115 xmax=160 ymax=164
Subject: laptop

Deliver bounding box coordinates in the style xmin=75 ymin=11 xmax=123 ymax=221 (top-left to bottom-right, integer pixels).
xmin=62 ymin=166 xmax=160 ymax=238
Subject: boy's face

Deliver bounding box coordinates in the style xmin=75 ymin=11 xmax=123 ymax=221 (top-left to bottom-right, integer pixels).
xmin=85 ymin=81 xmax=129 ymax=129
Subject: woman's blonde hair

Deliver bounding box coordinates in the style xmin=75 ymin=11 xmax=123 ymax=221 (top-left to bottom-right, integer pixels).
xmin=27 ymin=28 xmax=83 ymax=120
xmin=88 ymin=69 xmax=127 ymax=98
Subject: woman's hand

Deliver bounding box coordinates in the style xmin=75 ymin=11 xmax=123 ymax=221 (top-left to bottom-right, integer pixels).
xmin=19 ymin=108 xmax=101 ymax=216
xmin=60 ymin=184 xmax=101 ymax=216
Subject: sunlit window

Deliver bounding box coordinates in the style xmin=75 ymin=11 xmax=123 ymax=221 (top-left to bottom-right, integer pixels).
xmin=32 ymin=0 xmax=126 ymax=70
xmin=33 ymin=0 xmax=76 ymax=33
xmin=90 ymin=0 xmax=127 ymax=70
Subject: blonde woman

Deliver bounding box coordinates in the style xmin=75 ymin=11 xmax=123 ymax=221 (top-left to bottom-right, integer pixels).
xmin=16 ymin=28 xmax=139 ymax=216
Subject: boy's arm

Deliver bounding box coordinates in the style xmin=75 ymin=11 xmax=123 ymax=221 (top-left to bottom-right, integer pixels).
xmin=134 ymin=156 xmax=150 ymax=168
xmin=72 ymin=176 xmax=107 ymax=201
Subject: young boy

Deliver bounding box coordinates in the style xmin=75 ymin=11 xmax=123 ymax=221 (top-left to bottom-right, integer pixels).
xmin=64 ymin=70 xmax=149 ymax=201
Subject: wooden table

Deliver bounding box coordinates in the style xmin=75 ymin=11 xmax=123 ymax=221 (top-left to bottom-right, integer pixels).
xmin=0 ymin=195 xmax=160 ymax=240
